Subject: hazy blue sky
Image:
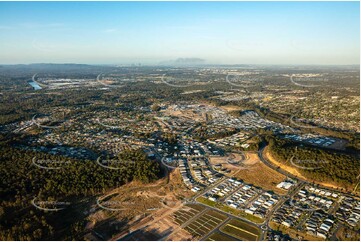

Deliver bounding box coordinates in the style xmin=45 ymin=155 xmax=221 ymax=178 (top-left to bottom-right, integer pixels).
xmin=0 ymin=1 xmax=359 ymax=65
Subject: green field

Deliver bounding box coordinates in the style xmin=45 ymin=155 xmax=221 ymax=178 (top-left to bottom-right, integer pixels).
xmin=197 ymin=197 xmax=264 ymax=223
xmin=220 ymin=219 xmax=260 ymax=241
xmin=206 ymin=232 xmax=237 ymax=241
xmin=218 ymin=204 xmax=265 ymax=223
xmin=197 ymin=197 xmax=217 ymax=207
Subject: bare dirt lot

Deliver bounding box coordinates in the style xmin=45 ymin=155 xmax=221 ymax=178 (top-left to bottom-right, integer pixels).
xmin=234 ymin=153 xmax=287 ymax=195
xmin=220 ymin=105 xmax=243 ymax=112
xmin=162 ymin=106 xmax=206 ymax=122
xmin=209 ymin=152 xmax=247 ymax=172
xmin=87 ymin=169 xmax=195 ymax=240
xmin=210 ymin=152 xmax=287 ymax=194
xmin=121 ymin=212 xmax=193 ymax=241
xmin=265 ymin=148 xmax=307 ymax=180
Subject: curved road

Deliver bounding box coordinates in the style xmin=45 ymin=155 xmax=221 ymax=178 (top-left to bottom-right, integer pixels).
xmin=116 ymin=141 xmax=353 ymax=241
xmin=257 ymin=142 xmax=353 ymax=198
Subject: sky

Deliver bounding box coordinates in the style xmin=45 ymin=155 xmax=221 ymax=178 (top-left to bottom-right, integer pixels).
xmin=0 ymin=1 xmax=359 ymax=65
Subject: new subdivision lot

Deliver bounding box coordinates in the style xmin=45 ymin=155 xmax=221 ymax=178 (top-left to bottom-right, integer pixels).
xmin=206 ymin=232 xmax=237 ymax=241
xmin=172 ymin=204 xmax=206 ymax=226
xmin=220 ymin=219 xmax=260 ymax=241
xmin=184 ymin=209 xmax=228 ymax=239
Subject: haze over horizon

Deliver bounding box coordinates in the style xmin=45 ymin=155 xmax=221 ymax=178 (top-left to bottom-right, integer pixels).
xmin=0 ymin=1 xmax=359 ymax=65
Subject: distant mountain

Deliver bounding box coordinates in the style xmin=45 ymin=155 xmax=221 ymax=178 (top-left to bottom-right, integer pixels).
xmin=159 ymin=58 xmax=206 ymax=66
xmin=174 ymin=58 xmax=205 ymax=64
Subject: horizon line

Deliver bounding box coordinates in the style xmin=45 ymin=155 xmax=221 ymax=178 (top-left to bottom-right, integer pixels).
xmin=1 ymin=63 xmax=360 ymax=67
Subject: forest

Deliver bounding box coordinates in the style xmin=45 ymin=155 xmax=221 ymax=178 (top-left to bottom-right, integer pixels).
xmin=0 ymin=146 xmax=160 ymax=240
xmin=267 ymin=136 xmax=359 ymax=190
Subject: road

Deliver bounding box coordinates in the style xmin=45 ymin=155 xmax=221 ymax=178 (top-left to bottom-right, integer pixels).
xmin=199 ymin=217 xmax=231 ymax=241
xmin=161 ymin=142 xmax=306 ymax=240
xmin=257 ymin=142 xmax=352 ymax=198
xmin=256 ymin=142 xmax=357 ymax=240
xmin=257 ymin=142 xmax=304 ymax=183
xmin=186 ymin=202 xmax=266 ymax=240
xmin=115 ymin=140 xmax=352 ymax=241
xmin=159 ymin=207 xmax=209 ymax=241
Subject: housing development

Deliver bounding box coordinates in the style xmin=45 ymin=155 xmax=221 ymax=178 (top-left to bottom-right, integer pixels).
xmin=1 ymin=1 xmax=361 ymax=241
xmin=0 ymin=63 xmax=359 ymax=241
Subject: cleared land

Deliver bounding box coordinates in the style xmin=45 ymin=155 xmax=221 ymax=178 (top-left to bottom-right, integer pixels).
xmin=126 ymin=215 xmax=193 ymax=241
xmin=210 ymin=152 xmax=287 ymax=195
xmin=232 ymin=152 xmax=287 ymax=195
xmin=162 ymin=106 xmax=205 ymax=122
xmin=220 ymin=219 xmax=260 ymax=241
xmin=172 ymin=204 xmax=205 ymax=226
xmin=209 ymin=153 xmax=247 ymax=174
xmin=220 ymin=105 xmax=243 ymax=112
xmin=92 ymin=169 xmax=194 ymax=241
xmin=206 ymin=232 xmax=237 ymax=241
xmin=184 ymin=209 xmax=228 ymax=239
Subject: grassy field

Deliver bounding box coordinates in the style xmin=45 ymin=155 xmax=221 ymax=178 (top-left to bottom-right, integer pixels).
xmin=196 ymin=197 xmax=217 ymax=207
xmin=218 ymin=204 xmax=265 ymax=224
xmin=196 ymin=197 xmax=264 ymax=224
xmin=206 ymin=232 xmax=237 ymax=241
xmin=220 ymin=219 xmax=260 ymax=241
